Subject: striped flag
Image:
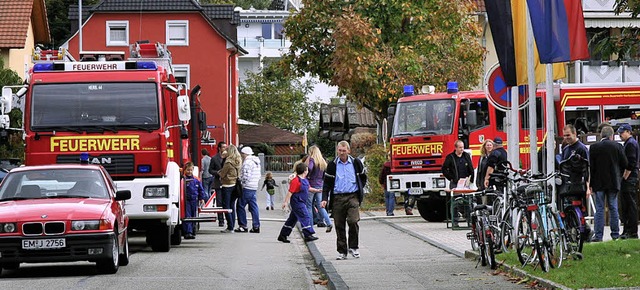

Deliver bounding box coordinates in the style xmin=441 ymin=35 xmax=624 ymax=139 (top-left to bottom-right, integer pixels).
xmin=527 ymin=0 xmax=590 ymax=63
xmin=485 ymin=0 xmax=566 ymax=86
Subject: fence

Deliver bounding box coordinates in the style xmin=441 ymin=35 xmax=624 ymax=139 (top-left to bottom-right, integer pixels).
xmin=259 ymin=154 xmax=301 ymax=174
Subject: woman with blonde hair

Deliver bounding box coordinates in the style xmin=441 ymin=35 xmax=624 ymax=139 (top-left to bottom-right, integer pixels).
xmin=218 ymin=144 xmax=243 ymax=233
xmin=476 ymin=139 xmax=494 ymax=191
xmin=305 ymin=145 xmax=333 ymax=233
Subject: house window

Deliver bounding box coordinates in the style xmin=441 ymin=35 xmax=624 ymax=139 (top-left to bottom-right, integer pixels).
xmin=262 ymin=23 xmax=272 ymax=39
xmin=166 ymin=21 xmax=189 ymax=46
xmin=173 ymin=65 xmax=190 ymax=89
xmin=106 ymin=21 xmax=129 ymax=46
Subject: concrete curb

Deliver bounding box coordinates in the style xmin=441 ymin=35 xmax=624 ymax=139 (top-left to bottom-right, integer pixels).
xmin=296 ymin=224 xmax=348 ymax=290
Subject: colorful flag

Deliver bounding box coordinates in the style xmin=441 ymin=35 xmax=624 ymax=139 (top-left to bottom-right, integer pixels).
xmin=527 ymin=0 xmax=590 ymax=63
xmin=485 ymin=0 xmax=566 ymax=86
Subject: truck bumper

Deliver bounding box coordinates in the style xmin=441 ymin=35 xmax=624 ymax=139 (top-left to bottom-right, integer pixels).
xmin=387 ymin=173 xmax=449 ymax=197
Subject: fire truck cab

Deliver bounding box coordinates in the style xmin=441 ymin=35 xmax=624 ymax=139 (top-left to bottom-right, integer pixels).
xmin=1 ymin=43 xmax=199 ymax=252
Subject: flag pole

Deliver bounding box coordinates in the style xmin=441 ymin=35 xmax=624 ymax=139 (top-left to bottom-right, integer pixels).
xmin=79 ymin=0 xmax=83 ymax=52
xmin=526 ymin=5 xmax=538 ymax=173
xmin=545 ymin=63 xmax=556 ymax=204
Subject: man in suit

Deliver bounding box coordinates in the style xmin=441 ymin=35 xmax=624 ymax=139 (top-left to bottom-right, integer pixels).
xmin=589 ymin=125 xmax=628 ymax=242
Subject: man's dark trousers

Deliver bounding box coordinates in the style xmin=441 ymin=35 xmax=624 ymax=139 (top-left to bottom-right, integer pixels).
xmin=620 ymin=178 xmax=638 ymax=237
xmin=332 ymin=193 xmax=360 ymax=254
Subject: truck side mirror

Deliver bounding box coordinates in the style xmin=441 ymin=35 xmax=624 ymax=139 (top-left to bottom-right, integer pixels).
xmin=1 ymin=87 xmax=13 ymax=114
xmin=466 ymin=110 xmax=477 ymax=127
xmin=177 ymin=95 xmax=191 ymax=121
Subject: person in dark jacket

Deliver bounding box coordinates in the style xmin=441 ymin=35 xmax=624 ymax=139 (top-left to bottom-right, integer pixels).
xmin=442 ymin=140 xmax=474 ymax=189
xmin=484 ymin=137 xmax=508 ymax=188
xmin=209 ymin=142 xmax=227 ymax=227
xmin=379 ymin=156 xmax=395 ymax=216
xmin=589 ymin=126 xmax=628 ymax=242
xmin=321 ymin=141 xmax=367 ymax=260
xmin=617 ymin=124 xmax=639 ymax=239
xmin=476 ymin=139 xmax=494 ymax=191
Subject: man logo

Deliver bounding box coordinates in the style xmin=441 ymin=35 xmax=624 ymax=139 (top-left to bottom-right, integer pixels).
xmin=90 ymin=157 xmax=112 ymax=165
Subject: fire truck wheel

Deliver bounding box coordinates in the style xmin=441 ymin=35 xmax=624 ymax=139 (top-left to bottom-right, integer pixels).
xmin=171 ymin=225 xmax=182 ymax=245
xmin=417 ymin=199 xmax=446 ymax=222
xmin=150 ymin=225 xmax=171 ymax=252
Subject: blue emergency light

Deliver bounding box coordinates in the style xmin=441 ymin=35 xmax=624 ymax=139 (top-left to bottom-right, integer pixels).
xmin=136 ymin=62 xmax=157 ymax=70
xmin=80 ymin=152 xmax=89 ymax=164
xmin=33 ymin=63 xmax=54 ymax=72
xmin=447 ymin=81 xmax=458 ymax=94
xmin=404 ymin=85 xmax=414 ymax=97
xmin=137 ymin=165 xmax=151 ymax=173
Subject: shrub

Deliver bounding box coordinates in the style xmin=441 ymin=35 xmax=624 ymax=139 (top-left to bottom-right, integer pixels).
xmin=350 ymin=132 xmax=377 ymax=157
xmin=363 ymin=144 xmax=387 ymax=206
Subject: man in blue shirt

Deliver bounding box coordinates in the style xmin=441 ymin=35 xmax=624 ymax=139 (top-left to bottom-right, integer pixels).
xmin=618 ymin=124 xmax=639 ymax=239
xmin=321 ymin=141 xmax=367 ymax=260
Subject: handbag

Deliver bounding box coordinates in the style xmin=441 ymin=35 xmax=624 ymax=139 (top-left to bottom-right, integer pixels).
xmin=232 ymin=167 xmax=242 ymax=198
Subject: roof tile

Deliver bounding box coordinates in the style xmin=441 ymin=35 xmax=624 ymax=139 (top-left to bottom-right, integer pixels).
xmin=0 ymin=0 xmax=33 ymax=48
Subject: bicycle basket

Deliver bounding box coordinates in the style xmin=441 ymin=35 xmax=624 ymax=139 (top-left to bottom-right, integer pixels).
xmin=522 ymin=184 xmax=551 ymax=205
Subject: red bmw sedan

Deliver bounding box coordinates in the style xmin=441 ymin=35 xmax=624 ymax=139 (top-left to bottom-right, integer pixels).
xmin=0 ymin=164 xmax=130 ymax=275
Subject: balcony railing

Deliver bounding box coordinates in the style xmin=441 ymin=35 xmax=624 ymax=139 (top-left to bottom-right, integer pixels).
xmin=569 ymin=60 xmax=640 ymax=83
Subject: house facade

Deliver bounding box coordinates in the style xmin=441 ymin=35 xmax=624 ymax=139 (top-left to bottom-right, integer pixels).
xmin=0 ymin=0 xmax=50 ymax=80
xmin=62 ymin=0 xmax=245 ymax=147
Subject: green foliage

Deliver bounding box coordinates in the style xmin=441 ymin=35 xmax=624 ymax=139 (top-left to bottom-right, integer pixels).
xmin=281 ymin=0 xmax=484 ymax=120
xmin=590 ymin=1 xmax=640 ymax=61
xmin=46 ymin=0 xmax=100 ymax=47
xmin=350 ymin=132 xmax=377 ymax=157
xmin=0 ymin=58 xmax=23 ymax=160
xmin=252 ymin=142 xmax=275 ymax=155
xmin=363 ymin=144 xmax=387 ymax=206
xmin=308 ymin=126 xmax=336 ymax=160
xmin=239 ymin=61 xmax=320 ymax=133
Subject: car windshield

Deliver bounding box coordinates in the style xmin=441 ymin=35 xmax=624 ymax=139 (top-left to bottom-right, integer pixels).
xmin=0 ymin=168 xmax=109 ymax=200
xmin=30 ymin=82 xmax=160 ymax=131
xmin=392 ymin=99 xmax=455 ymax=136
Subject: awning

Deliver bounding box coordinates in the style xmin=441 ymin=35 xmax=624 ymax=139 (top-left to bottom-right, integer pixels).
xmin=240 ymin=19 xmax=285 ymax=23
xmin=584 ymin=18 xmax=640 ymax=28
xmin=238 ymin=119 xmax=260 ymax=126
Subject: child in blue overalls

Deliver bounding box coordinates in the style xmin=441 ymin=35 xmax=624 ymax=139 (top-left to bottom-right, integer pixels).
xmin=278 ymin=162 xmax=318 ymax=243
xmin=183 ymin=161 xmax=207 ymax=240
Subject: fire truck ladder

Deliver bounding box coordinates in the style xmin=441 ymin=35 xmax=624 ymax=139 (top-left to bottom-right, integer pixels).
xmin=129 ymin=42 xmax=173 ymax=74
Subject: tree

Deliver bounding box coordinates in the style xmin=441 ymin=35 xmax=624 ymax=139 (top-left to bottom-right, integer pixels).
xmin=281 ymin=0 xmax=484 ymax=120
xmin=239 ymin=61 xmax=320 ymax=133
xmin=590 ymin=1 xmax=640 ymax=61
xmin=0 ymin=58 xmax=23 ymax=159
xmin=46 ymin=0 xmax=101 ymax=47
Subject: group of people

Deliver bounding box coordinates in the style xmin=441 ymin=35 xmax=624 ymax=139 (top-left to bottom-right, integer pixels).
xmin=183 ymin=140 xmax=369 ymax=261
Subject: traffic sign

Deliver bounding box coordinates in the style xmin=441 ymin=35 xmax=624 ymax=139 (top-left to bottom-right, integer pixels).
xmin=484 ymin=63 xmax=529 ymax=112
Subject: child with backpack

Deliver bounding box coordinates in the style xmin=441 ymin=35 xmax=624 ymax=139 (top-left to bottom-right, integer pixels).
xmin=261 ymin=171 xmax=279 ymax=210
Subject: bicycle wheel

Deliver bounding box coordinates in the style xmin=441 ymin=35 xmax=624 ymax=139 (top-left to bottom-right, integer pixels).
xmin=483 ymin=217 xmax=498 ymax=269
xmin=469 ymin=215 xmax=479 ymax=251
xmin=533 ymin=211 xmax=550 ymax=272
xmin=564 ymin=207 xmax=584 ymax=257
xmin=516 ymin=210 xmax=535 ymax=266
xmin=477 ymin=215 xmax=488 ymax=267
xmin=546 ymin=209 xmax=564 ymax=268
xmin=499 ymin=208 xmax=513 ymax=253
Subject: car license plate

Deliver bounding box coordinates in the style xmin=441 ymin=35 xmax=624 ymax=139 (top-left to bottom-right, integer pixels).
xmin=22 ymin=238 xmax=66 ymax=250
xmin=408 ymin=188 xmax=423 ymax=195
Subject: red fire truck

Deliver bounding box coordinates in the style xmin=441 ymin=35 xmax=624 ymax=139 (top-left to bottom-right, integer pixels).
xmin=0 ymin=43 xmax=205 ymax=251
xmin=387 ymin=82 xmax=640 ymax=222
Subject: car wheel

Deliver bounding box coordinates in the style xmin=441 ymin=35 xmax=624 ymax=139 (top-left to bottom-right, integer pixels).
xmin=171 ymin=225 xmax=182 ymax=246
xmin=118 ymin=230 xmax=130 ymax=266
xmin=97 ymin=229 xmax=120 ymax=274
xmin=150 ymin=225 xmax=171 ymax=252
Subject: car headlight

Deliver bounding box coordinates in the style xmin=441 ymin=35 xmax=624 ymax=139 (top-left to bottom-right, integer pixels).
xmin=0 ymin=223 xmax=16 ymax=233
xmin=71 ymin=220 xmax=101 ymax=231
xmin=434 ymin=178 xmax=446 ymax=188
xmin=390 ymin=180 xmax=400 ymax=189
xmin=144 ymin=186 xmax=168 ymax=198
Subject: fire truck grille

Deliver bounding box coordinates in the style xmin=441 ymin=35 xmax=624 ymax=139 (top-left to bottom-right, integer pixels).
xmin=56 ymin=154 xmax=135 ymax=174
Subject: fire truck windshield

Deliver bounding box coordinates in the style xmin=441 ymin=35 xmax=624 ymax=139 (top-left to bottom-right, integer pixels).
xmin=392 ymin=99 xmax=455 ymax=136
xmin=30 ymin=82 xmax=160 ymax=131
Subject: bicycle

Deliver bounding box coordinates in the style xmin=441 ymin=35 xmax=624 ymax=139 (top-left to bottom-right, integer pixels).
xmin=462 ymin=189 xmax=498 ymax=269
xmin=556 ymin=153 xmax=590 ymax=260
